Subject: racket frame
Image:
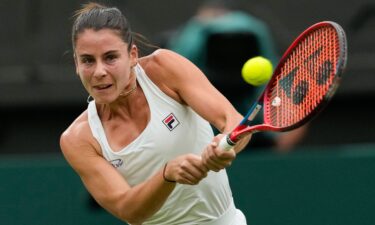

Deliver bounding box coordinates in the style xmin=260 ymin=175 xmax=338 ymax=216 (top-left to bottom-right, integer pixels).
xmin=220 ymin=21 xmax=348 ymax=150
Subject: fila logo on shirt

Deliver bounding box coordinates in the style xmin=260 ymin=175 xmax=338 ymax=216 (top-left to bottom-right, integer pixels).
xmin=162 ymin=113 xmax=180 ymax=131
xmin=109 ymin=159 xmax=123 ymax=168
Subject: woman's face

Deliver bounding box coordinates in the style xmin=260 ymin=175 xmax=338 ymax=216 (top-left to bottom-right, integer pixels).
xmin=74 ymin=28 xmax=137 ymax=104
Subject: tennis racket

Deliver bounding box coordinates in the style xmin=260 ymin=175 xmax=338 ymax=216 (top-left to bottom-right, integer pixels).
xmin=219 ymin=21 xmax=347 ymax=150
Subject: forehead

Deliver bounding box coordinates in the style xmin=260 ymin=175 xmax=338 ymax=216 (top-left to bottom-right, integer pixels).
xmin=75 ymin=28 xmax=127 ymax=54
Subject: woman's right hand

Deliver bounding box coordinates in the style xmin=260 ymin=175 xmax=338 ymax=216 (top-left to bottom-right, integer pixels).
xmin=164 ymin=154 xmax=208 ymax=185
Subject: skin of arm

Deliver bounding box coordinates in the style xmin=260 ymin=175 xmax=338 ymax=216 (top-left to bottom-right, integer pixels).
xmin=60 ymin=48 xmax=249 ymax=224
xmin=142 ymin=49 xmax=251 ymax=173
xmin=60 ymin=116 xmax=180 ymax=225
xmin=60 ymin=48 xmax=216 ymax=223
xmin=61 ymin=124 xmax=209 ymax=225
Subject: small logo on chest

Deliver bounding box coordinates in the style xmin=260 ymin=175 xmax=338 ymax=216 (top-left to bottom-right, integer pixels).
xmin=162 ymin=113 xmax=180 ymax=131
xmin=109 ymin=159 xmax=124 ymax=168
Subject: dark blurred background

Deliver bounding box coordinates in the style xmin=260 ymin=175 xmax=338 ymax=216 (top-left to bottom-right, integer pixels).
xmin=0 ymin=1 xmax=374 ymax=225
xmin=0 ymin=0 xmax=374 ymax=154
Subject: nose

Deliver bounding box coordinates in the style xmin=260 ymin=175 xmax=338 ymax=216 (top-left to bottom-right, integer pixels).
xmin=93 ymin=61 xmax=107 ymax=78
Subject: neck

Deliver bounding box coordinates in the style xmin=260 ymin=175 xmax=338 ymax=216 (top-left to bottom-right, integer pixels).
xmin=119 ymin=68 xmax=137 ymax=98
xmin=119 ymin=82 xmax=137 ymax=98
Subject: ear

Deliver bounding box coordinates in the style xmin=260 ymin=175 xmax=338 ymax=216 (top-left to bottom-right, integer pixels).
xmin=129 ymin=44 xmax=139 ymax=67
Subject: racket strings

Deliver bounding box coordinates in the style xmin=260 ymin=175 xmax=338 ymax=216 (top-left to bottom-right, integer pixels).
xmin=267 ymin=25 xmax=340 ymax=128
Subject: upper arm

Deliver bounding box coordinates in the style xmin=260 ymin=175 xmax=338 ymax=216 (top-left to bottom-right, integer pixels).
xmin=146 ymin=49 xmax=242 ymax=133
xmin=60 ymin=124 xmax=131 ymax=216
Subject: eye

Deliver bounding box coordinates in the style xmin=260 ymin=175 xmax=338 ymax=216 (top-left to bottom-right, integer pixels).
xmin=105 ymin=54 xmax=118 ymax=63
xmin=80 ymin=56 xmax=95 ymax=65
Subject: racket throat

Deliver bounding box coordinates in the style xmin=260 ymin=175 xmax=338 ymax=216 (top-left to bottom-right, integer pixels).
xmin=247 ymin=104 xmax=262 ymax=126
xmin=228 ymin=125 xmax=249 ymax=144
xmin=241 ymin=103 xmax=262 ymax=126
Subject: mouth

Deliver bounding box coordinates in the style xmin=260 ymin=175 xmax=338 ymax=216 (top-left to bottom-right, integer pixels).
xmin=93 ymin=84 xmax=113 ymax=91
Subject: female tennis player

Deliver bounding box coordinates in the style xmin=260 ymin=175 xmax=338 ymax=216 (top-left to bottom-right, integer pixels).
xmin=60 ymin=2 xmax=250 ymax=225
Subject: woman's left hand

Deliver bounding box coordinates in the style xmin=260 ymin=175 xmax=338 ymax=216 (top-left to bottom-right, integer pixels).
xmin=201 ymin=134 xmax=236 ymax=172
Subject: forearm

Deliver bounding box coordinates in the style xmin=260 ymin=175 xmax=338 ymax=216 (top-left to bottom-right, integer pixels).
xmin=116 ymin=155 xmax=207 ymax=224
xmin=82 ymin=154 xmax=207 ymax=224
xmin=123 ymin=170 xmax=175 ymax=224
xmin=93 ymin=168 xmax=175 ymax=224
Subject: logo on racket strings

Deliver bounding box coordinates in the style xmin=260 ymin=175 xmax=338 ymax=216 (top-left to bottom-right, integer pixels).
xmin=279 ymin=47 xmax=333 ymax=105
xmin=163 ymin=113 xmax=180 ymax=131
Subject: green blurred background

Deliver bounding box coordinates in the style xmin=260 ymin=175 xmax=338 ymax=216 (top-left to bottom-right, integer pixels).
xmin=0 ymin=0 xmax=374 ymax=224
xmin=2 ymin=145 xmax=375 ymax=225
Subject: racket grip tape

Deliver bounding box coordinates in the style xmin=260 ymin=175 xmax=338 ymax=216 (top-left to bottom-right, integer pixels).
xmin=218 ymin=135 xmax=236 ymax=151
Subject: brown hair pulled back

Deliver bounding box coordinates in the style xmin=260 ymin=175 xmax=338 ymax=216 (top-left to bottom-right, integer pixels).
xmin=72 ymin=2 xmax=157 ymax=55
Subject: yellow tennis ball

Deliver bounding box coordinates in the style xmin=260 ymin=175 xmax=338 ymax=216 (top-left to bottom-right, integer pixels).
xmin=241 ymin=56 xmax=273 ymax=86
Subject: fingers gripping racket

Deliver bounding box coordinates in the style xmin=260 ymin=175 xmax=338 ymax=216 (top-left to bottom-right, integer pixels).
xmin=219 ymin=21 xmax=348 ymax=151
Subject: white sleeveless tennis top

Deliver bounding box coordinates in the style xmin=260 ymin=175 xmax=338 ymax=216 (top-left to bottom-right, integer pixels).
xmin=87 ymin=64 xmax=243 ymax=225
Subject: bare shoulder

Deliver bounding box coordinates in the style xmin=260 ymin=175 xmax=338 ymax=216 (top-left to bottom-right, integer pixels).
xmin=139 ymin=49 xmax=176 ymax=78
xmin=139 ymin=49 xmax=207 ymax=103
xmin=141 ymin=49 xmax=195 ymax=75
xmin=60 ymin=111 xmax=100 ymax=166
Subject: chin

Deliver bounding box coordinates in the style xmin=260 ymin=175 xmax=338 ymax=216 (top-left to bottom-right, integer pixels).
xmin=92 ymin=95 xmax=117 ymax=104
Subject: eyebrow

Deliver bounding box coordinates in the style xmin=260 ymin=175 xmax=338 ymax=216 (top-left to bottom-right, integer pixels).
xmin=78 ymin=50 xmax=120 ymax=58
xmin=78 ymin=54 xmax=92 ymax=59
xmin=103 ymin=50 xmax=120 ymax=56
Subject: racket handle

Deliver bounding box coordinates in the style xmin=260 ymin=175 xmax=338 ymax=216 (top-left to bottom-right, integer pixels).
xmin=218 ymin=135 xmax=236 ymax=151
